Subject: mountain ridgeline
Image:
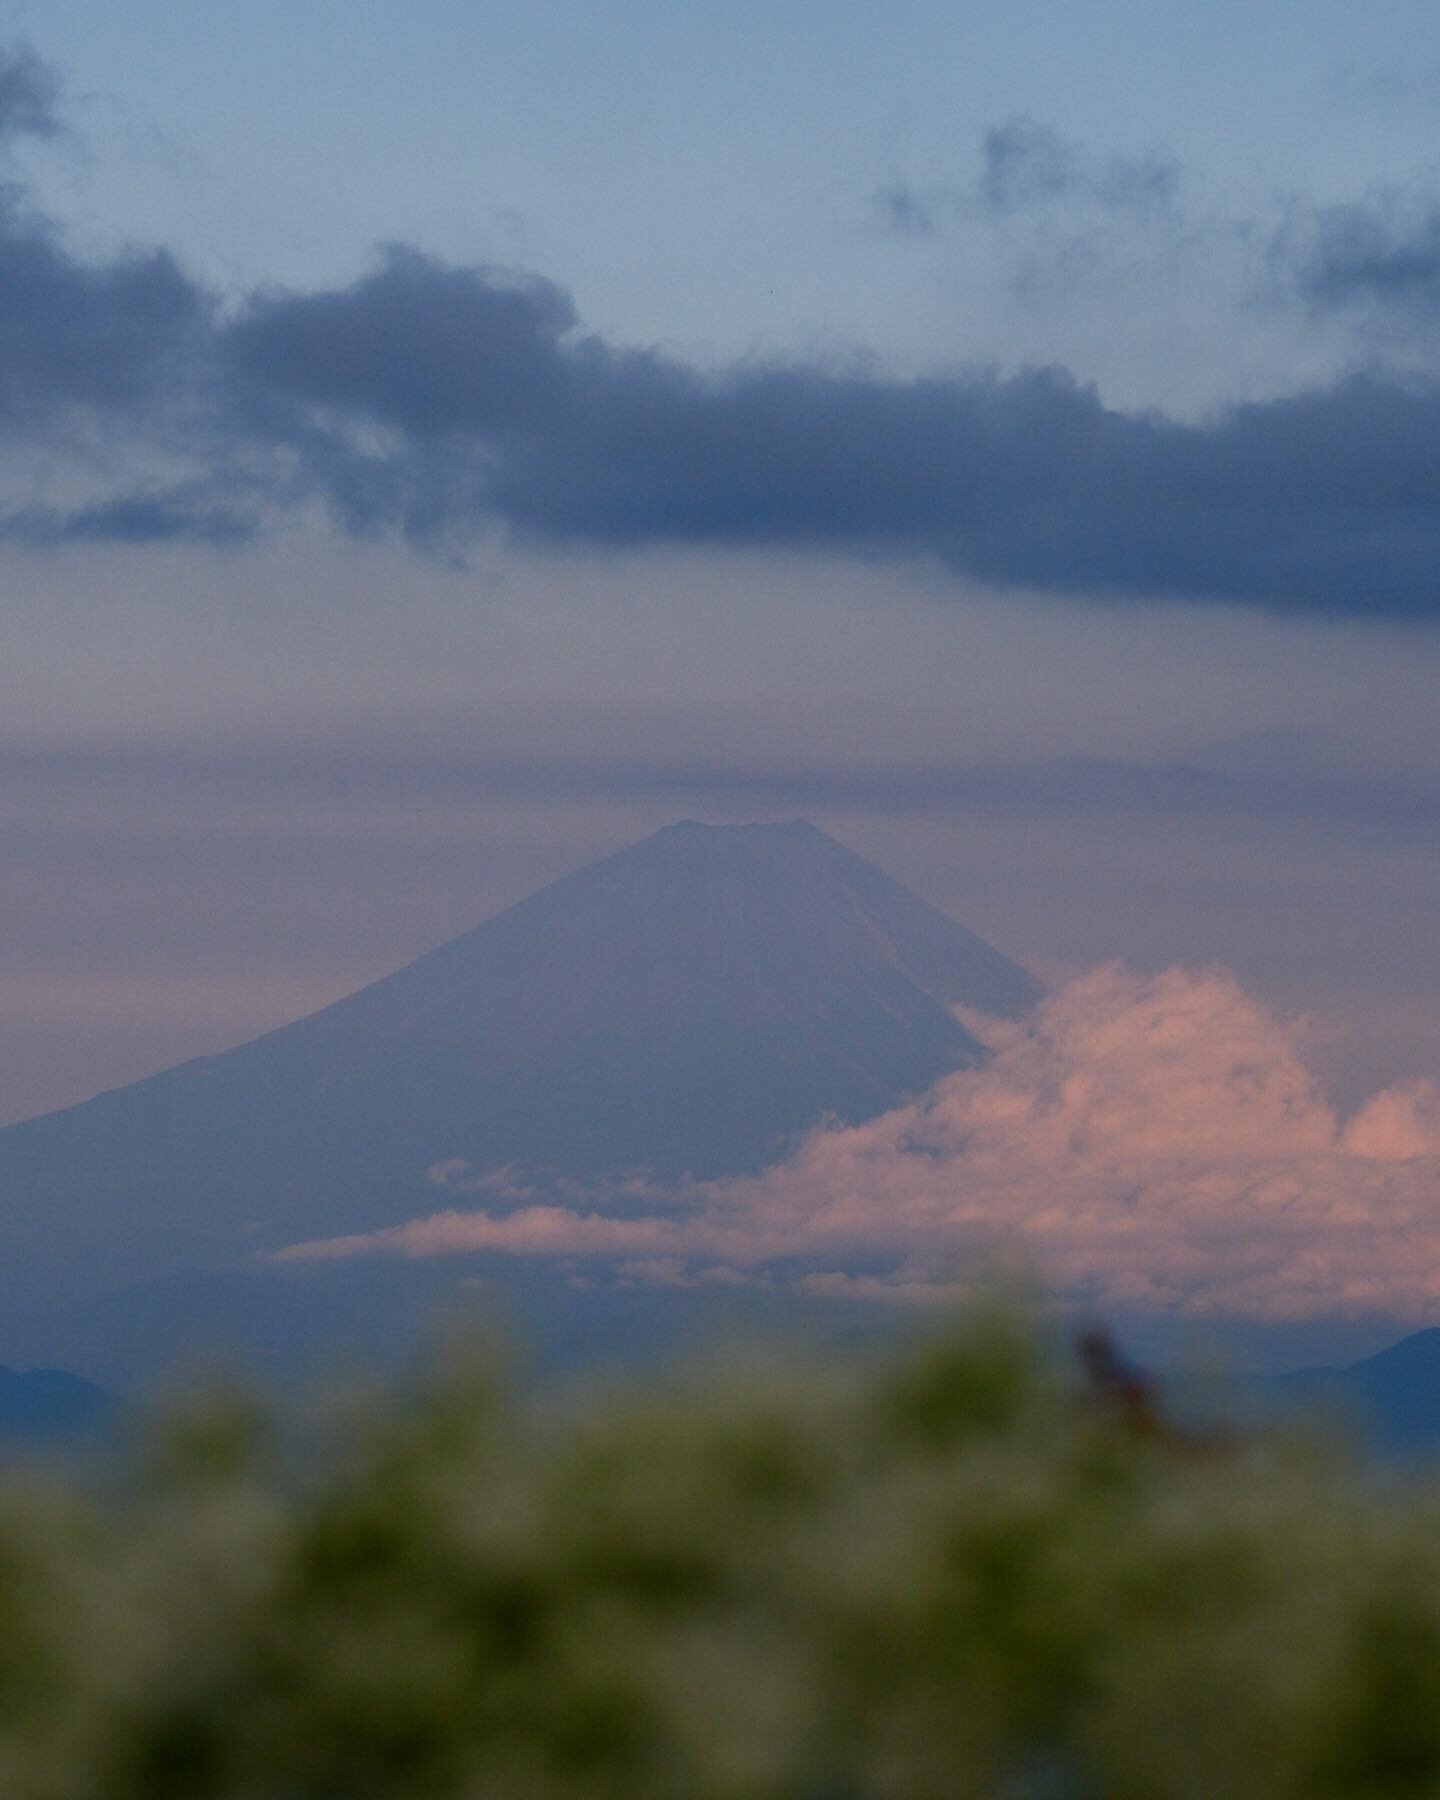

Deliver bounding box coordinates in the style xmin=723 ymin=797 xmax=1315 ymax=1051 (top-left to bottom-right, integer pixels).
xmin=0 ymin=821 xmax=1040 ymax=1329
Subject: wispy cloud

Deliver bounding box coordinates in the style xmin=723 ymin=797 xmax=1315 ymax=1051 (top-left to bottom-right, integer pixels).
xmin=978 ymin=116 xmax=1180 ymax=221
xmin=872 ymin=116 xmax=1180 ymax=239
xmin=0 ymin=42 xmax=60 ymax=145
xmin=279 ymin=965 xmax=1440 ymax=1325
xmin=0 ymin=489 xmax=256 ymax=548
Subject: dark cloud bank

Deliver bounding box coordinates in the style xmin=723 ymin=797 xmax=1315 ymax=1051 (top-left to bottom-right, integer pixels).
xmin=5 ymin=47 xmax=1440 ymax=619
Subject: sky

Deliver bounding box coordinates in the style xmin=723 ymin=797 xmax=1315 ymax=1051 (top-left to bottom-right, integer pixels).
xmin=2 ymin=0 xmax=1440 ymax=1261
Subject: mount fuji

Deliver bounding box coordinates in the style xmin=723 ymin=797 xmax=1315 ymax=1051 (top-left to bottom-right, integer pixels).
xmin=0 ymin=820 xmax=1039 ymax=1342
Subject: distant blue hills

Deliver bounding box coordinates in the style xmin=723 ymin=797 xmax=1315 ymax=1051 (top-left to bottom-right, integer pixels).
xmin=10 ymin=1326 xmax=1440 ymax=1464
xmin=1262 ymin=1327 xmax=1440 ymax=1459
xmin=0 ymin=1365 xmax=117 ymax=1448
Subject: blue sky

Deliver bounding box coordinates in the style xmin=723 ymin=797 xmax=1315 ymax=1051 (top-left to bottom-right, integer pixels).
xmin=1 ymin=1 xmax=1439 ymax=1132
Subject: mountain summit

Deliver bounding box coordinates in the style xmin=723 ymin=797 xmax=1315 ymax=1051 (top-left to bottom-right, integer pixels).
xmin=0 ymin=820 xmax=1038 ymax=1317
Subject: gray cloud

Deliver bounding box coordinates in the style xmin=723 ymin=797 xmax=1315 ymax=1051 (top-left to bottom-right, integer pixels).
xmin=226 ymin=248 xmax=578 ymax=435
xmin=4 ymin=228 xmax=1440 ymax=619
xmin=1284 ymin=190 xmax=1440 ymax=317
xmin=0 ymin=47 xmax=208 ymax=436
xmin=0 ymin=199 xmax=207 ymax=430
xmin=0 ymin=45 xmax=1439 ymax=617
xmin=221 ymin=269 xmax=1440 ymax=617
xmin=1 ymin=486 xmax=256 ymax=547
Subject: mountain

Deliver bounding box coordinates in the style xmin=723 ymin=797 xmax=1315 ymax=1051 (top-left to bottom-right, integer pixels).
xmin=0 ymin=820 xmax=1039 ymax=1336
xmin=1266 ymin=1328 xmax=1440 ymax=1458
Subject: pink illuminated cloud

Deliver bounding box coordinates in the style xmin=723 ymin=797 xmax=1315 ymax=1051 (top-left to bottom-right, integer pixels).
xmin=278 ymin=965 xmax=1440 ymax=1322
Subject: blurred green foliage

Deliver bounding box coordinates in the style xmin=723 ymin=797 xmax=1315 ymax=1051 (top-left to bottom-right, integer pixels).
xmin=3 ymin=1311 xmax=1440 ymax=1797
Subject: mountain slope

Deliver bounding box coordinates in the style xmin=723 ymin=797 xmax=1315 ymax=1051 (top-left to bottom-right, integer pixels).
xmin=0 ymin=819 xmax=1039 ymax=1321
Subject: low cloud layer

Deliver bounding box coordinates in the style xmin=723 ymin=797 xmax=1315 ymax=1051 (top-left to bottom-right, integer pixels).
xmin=1 ymin=43 xmax=1440 ymax=615
xmin=280 ymin=966 xmax=1440 ymax=1324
